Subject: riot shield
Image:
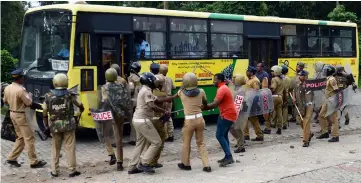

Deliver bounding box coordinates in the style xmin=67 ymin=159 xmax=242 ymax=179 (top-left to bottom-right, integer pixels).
xmin=325 ymin=87 xmax=352 ymax=117
xmin=87 ymin=89 xmax=115 ymax=144
xmin=25 ymin=107 xmax=49 ymax=140
xmin=233 ymin=86 xmax=256 ymax=130
xmin=249 ymin=88 xmax=274 ymax=117
xmin=69 ymin=85 xmax=82 ymax=123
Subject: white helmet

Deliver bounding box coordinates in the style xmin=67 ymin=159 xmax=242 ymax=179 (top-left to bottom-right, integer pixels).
xmin=271 ymin=65 xmax=282 ymax=76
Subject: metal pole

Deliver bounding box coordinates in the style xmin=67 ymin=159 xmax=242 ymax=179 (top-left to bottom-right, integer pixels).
xmin=164 ymin=1 xmax=168 ymax=9
xmin=289 ymin=92 xmax=304 ymax=121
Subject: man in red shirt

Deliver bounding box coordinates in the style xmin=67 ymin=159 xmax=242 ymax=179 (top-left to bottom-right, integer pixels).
xmin=204 ymin=73 xmax=237 ymax=167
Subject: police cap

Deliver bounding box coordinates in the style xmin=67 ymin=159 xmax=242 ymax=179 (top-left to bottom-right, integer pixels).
xmin=298 ymin=70 xmax=309 ymax=76
xmin=10 ymin=68 xmax=24 ymax=79
xmin=247 ymin=66 xmax=257 ymax=74
xmin=297 ymin=62 xmax=305 ymax=69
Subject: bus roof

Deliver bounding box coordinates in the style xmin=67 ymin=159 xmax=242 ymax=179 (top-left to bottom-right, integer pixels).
xmin=26 ymin=4 xmax=357 ymax=27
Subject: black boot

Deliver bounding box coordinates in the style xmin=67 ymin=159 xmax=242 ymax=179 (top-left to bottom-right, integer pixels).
xmin=128 ymin=141 xmax=136 ymax=146
xmin=244 ymin=136 xmax=250 ymax=140
xmin=217 ymin=157 xmax=225 ymax=163
xmin=178 ymin=163 xmax=191 ymax=170
xmin=139 ymin=163 xmax=155 ymax=173
xmin=317 ymin=133 xmax=329 ymax=139
xmin=263 ymin=129 xmax=271 ymax=134
xmin=234 ymin=147 xmax=246 ymax=153
xmin=165 ymin=136 xmax=174 ymax=142
xmin=328 ymin=137 xmax=339 ymax=142
xmin=302 ymin=142 xmax=309 ymax=147
xmin=345 ymin=119 xmax=350 ymax=125
xmin=219 ymin=156 xmax=235 ymax=167
xmin=276 ymin=128 xmax=282 ymax=135
xmin=251 ymin=137 xmax=264 ymax=141
xmin=283 ymin=125 xmax=287 ymax=130
xmin=30 ymin=160 xmax=47 ymax=168
xmin=6 ymin=160 xmax=21 ymax=167
xmin=117 ymin=162 xmax=123 ymax=171
xmin=69 ymin=171 xmax=81 ymax=177
xmin=203 ymin=167 xmax=212 ymax=172
xmin=128 ymin=167 xmax=143 ymax=174
xmin=109 ymin=155 xmax=116 ymax=165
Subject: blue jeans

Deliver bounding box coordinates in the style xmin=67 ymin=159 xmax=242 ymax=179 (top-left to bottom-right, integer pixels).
xmin=216 ymin=116 xmax=234 ymax=158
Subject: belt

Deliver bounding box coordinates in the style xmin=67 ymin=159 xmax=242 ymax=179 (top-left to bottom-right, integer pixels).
xmin=152 ymin=117 xmax=161 ymax=120
xmin=133 ymin=119 xmax=151 ymax=123
xmin=10 ymin=110 xmax=25 ymax=113
xmin=272 ymin=95 xmax=282 ymax=97
xmin=185 ymin=113 xmax=202 ymax=120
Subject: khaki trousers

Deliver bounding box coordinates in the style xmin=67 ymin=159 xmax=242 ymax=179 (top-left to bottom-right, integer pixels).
xmin=51 ymin=130 xmax=77 ymax=173
xmin=129 ymin=107 xmax=136 ymax=142
xmin=8 ymin=112 xmax=38 ymax=165
xmin=230 ymin=125 xmax=244 ymax=148
xmin=282 ymin=104 xmax=288 ymax=127
xmin=105 ymin=116 xmax=124 ymax=162
xmin=296 ymin=106 xmax=313 ymax=143
xmin=164 ymin=104 xmax=174 ymax=139
xmin=267 ymin=96 xmax=283 ymax=129
xmin=128 ymin=119 xmax=161 ymax=170
xmin=181 ymin=118 xmax=209 ymax=167
xmin=319 ymin=103 xmax=339 ymax=137
xmin=243 ymin=116 xmax=263 ymax=138
xmin=147 ymin=119 xmax=166 ymax=166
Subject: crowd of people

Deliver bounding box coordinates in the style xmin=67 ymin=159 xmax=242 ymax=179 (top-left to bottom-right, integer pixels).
xmin=2 ymin=60 xmax=356 ymax=178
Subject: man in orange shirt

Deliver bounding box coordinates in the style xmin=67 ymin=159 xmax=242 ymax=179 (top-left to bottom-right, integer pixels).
xmin=204 ymin=73 xmax=237 ymax=167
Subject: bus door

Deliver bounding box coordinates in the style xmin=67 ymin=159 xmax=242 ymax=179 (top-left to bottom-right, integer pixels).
xmin=248 ymin=39 xmax=280 ymax=71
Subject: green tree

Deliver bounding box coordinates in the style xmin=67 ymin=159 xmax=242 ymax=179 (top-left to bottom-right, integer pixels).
xmin=1 ymin=1 xmax=26 ymax=58
xmin=327 ymin=4 xmax=358 ymax=23
xmin=1 ymin=50 xmax=19 ymax=83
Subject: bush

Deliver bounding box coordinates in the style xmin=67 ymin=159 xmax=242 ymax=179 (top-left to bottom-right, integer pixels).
xmin=1 ymin=50 xmax=18 ymax=83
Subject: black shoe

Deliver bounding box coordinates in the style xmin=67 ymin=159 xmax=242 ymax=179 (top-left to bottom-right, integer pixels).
xmin=283 ymin=125 xmax=287 ymax=130
xmin=263 ymin=129 xmax=271 ymax=134
xmin=345 ymin=119 xmax=350 ymax=125
xmin=165 ymin=136 xmax=174 ymax=142
xmin=69 ymin=171 xmax=81 ymax=177
xmin=128 ymin=167 xmax=143 ymax=174
xmin=328 ymin=129 xmax=331 ymax=134
xmin=139 ymin=164 xmax=155 ymax=173
xmin=117 ymin=162 xmax=124 ymax=171
xmin=328 ymin=137 xmax=339 ymax=142
xmin=203 ymin=167 xmax=212 ymax=172
xmin=151 ymin=163 xmax=163 ymax=168
xmin=290 ymin=118 xmax=296 ymax=122
xmin=50 ymin=172 xmax=58 ymax=177
xmin=6 ymin=160 xmax=21 ymax=167
xmin=219 ymin=157 xmax=235 ymax=167
xmin=128 ymin=141 xmax=136 ymax=146
xmin=317 ymin=133 xmax=329 ymax=139
xmin=111 ymin=143 xmax=116 ymax=148
xmin=271 ymin=124 xmax=276 ymax=128
xmin=244 ymin=136 xmax=250 ymax=140
xmin=276 ymin=128 xmax=282 ymax=135
xmin=234 ymin=147 xmax=246 ymax=153
xmin=309 ymin=133 xmax=314 ymax=142
xmin=178 ymin=163 xmax=192 ymax=170
xmin=109 ymin=155 xmax=116 ymax=165
xmin=30 ymin=160 xmax=47 ymax=168
xmin=302 ymin=142 xmax=309 ymax=147
xmin=251 ymin=137 xmax=264 ymax=141
xmin=217 ymin=158 xmax=225 ymax=163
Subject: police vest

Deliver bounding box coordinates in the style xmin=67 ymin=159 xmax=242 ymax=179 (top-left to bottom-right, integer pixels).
xmin=46 ymin=92 xmax=75 ymax=133
xmin=335 ymin=75 xmax=348 ymax=90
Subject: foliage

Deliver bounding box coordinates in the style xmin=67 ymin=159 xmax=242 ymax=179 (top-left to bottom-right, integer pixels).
xmin=1 ymin=1 xmax=26 ymax=58
xmin=327 ymin=5 xmax=358 ymax=23
xmin=1 ymin=50 xmax=19 ymax=83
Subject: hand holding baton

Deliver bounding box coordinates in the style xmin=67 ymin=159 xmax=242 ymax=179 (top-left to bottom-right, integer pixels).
xmin=289 ymin=92 xmax=303 ymax=121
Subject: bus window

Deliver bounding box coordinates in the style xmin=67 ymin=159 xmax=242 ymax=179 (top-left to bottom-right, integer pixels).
xmin=75 ymin=33 xmax=92 ymax=66
xmin=331 ymin=28 xmax=354 ymax=57
xmin=170 ymin=18 xmax=207 ymax=58
xmin=133 ymin=16 xmax=166 ymax=59
xmin=101 ymin=37 xmax=116 ymax=66
xmin=280 ymin=24 xmax=305 ymax=57
xmin=210 ymin=21 xmax=245 ymax=58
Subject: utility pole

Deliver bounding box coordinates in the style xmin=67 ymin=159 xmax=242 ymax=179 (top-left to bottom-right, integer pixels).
xmin=336 ymin=1 xmax=339 ymax=6
xmin=164 ymin=1 xmax=168 ymax=9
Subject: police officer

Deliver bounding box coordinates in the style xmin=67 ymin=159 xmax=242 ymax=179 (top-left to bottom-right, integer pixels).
xmin=317 ymin=65 xmax=340 ymax=142
xmin=292 ymin=70 xmax=314 ymax=147
xmin=174 ymin=72 xmax=211 ymax=172
xmin=290 ymin=62 xmax=305 ymax=122
xmin=159 ymin=64 xmax=176 ymax=142
xmin=150 ymin=63 xmax=160 ymax=75
xmin=243 ymin=66 xmax=264 ymax=141
xmin=230 ymin=74 xmax=247 ymax=153
xmin=111 ymin=64 xmax=128 ymax=87
xmin=128 ymin=72 xmax=177 ymax=174
xmin=265 ymin=65 xmax=285 ymax=135
xmin=127 ymin=62 xmax=142 ymax=146
xmin=102 ymin=68 xmax=130 ymax=171
xmin=43 ymin=73 xmax=84 ymax=177
xmin=3 ymin=69 xmax=47 ymax=168
xmin=334 ymin=65 xmax=350 ymax=125
xmin=281 ymin=65 xmax=291 ymax=129
xmin=255 ymin=63 xmax=269 ymax=125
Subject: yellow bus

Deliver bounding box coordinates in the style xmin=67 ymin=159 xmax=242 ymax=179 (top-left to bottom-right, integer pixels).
xmin=20 ymin=3 xmax=358 ymax=129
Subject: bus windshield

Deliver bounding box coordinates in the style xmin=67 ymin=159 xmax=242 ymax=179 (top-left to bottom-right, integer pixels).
xmin=20 ymin=10 xmax=72 ymax=70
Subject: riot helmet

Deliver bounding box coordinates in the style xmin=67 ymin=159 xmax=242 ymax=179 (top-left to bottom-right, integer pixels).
xmin=233 ymin=74 xmax=246 ymax=86
xmin=335 ymin=64 xmax=345 ymax=74
xmin=110 ymin=64 xmax=121 ymax=76
xmin=182 ymin=72 xmax=198 ymax=90
xmin=53 ymin=73 xmax=68 ymax=89
xmin=150 ymin=63 xmax=160 ymax=74
xmin=271 ymin=65 xmax=282 ymax=76
xmin=105 ymin=68 xmax=118 ymax=82
xmin=324 ymin=65 xmax=336 ymax=77
xmin=140 ymin=72 xmax=157 ymax=89
xmin=159 ymin=64 xmax=168 ymax=76
xmin=130 ymin=61 xmax=141 ymax=73
xmin=281 ymin=65 xmax=288 ymax=75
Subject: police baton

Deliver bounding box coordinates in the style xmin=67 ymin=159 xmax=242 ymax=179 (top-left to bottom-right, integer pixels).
xmin=171 ymin=109 xmax=184 ymax=114
xmin=279 ymin=61 xmax=297 ymax=72
xmin=289 ymin=92 xmax=304 ymax=121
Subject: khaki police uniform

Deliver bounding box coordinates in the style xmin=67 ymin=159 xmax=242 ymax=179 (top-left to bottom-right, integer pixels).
xmin=102 ymin=83 xmax=125 ymax=164
xmin=146 ymin=89 xmax=167 ymax=166
xmin=243 ymin=76 xmax=264 ymax=139
xmin=178 ymin=89 xmax=209 ymax=167
xmin=3 ymin=82 xmax=39 ymax=165
xmin=282 ymin=76 xmax=291 ymax=127
xmin=319 ymin=76 xmax=339 ymax=137
xmin=268 ymin=77 xmax=285 ymax=130
xmin=43 ymin=93 xmax=82 ymax=174
xmin=128 ymin=73 xmax=141 ymax=142
xmin=294 ymin=81 xmax=313 ymax=143
xmin=163 ymin=75 xmax=176 ymax=139
xmin=128 ymin=86 xmax=162 ymax=170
